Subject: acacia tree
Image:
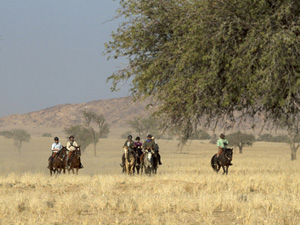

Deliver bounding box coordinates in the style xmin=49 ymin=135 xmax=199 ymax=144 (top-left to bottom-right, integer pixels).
xmin=63 ymin=125 xmax=92 ymax=153
xmin=128 ymin=116 xmax=162 ymax=139
xmin=226 ymin=131 xmax=256 ymax=154
xmin=0 ymin=129 xmax=31 ymax=154
xmin=106 ymin=0 xmax=300 ymax=159
xmin=82 ymin=111 xmax=110 ymax=157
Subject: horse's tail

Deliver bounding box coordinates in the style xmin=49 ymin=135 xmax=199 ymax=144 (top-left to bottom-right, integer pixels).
xmin=211 ymin=155 xmax=218 ymax=172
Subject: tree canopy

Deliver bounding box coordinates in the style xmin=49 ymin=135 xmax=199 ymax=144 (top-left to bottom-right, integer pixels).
xmin=106 ymin=0 xmax=300 ymax=158
xmin=226 ymin=131 xmax=256 ymax=154
xmin=0 ymin=129 xmax=31 ymax=154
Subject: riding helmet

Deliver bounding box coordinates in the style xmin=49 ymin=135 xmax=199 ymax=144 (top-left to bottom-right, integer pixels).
xmin=135 ymin=136 xmax=140 ymax=140
xmin=54 ymin=137 xmax=59 ymax=141
xmin=147 ymin=134 xmax=152 ymax=138
xmin=128 ymin=135 xmax=132 ymax=139
xmin=69 ymin=135 xmax=75 ymax=139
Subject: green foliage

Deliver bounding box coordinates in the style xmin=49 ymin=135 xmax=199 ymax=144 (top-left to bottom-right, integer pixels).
xmin=128 ymin=116 xmax=162 ymax=139
xmin=258 ymin=134 xmax=274 ymax=142
xmin=42 ymin=133 xmax=52 ymax=137
xmin=82 ymin=111 xmax=110 ymax=156
xmin=258 ymin=134 xmax=289 ymax=143
xmin=106 ymin=0 xmax=300 ymax=146
xmin=121 ymin=131 xmax=134 ymax=139
xmin=190 ymin=129 xmax=211 ymax=140
xmin=63 ymin=125 xmax=92 ymax=153
xmin=226 ymin=131 xmax=255 ymax=153
xmin=0 ymin=129 xmax=31 ymax=154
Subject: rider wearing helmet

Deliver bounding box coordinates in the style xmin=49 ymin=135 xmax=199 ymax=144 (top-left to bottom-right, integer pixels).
xmin=120 ymin=135 xmax=135 ymax=167
xmin=134 ymin=136 xmax=143 ymax=151
xmin=47 ymin=137 xmax=62 ymax=169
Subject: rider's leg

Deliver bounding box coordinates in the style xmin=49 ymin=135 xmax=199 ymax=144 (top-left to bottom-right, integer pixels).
xmin=68 ymin=151 xmax=72 ymax=165
xmin=79 ymin=157 xmax=84 ymax=168
xmin=217 ymin=148 xmax=223 ymax=161
xmin=157 ymin=152 xmax=162 ymax=165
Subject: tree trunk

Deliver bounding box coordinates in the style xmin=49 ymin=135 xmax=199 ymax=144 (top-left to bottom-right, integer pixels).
xmin=291 ymin=147 xmax=297 ymax=160
xmin=93 ymin=143 xmax=97 ymax=157
xmin=288 ymin=128 xmax=297 ymax=160
xmin=238 ymin=146 xmax=243 ymax=154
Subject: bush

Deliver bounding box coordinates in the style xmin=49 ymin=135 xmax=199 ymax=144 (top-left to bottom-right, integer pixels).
xmin=42 ymin=133 xmax=52 ymax=137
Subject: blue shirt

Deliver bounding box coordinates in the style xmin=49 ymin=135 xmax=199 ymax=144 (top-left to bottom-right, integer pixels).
xmin=51 ymin=142 xmax=62 ymax=151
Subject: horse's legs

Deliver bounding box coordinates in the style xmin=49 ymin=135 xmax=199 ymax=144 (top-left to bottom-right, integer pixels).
xmin=76 ymin=168 xmax=78 ymax=175
xmin=226 ymin=166 xmax=229 ymax=175
xmin=222 ymin=166 xmax=226 ymax=175
xmin=50 ymin=169 xmax=52 ymax=176
xmin=72 ymin=168 xmax=75 ymax=174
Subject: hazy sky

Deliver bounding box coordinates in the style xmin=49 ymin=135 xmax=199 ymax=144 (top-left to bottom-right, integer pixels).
xmin=0 ymin=0 xmax=129 ymax=117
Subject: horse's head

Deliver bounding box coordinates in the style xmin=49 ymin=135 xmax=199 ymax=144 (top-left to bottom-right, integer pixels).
xmin=74 ymin=146 xmax=81 ymax=157
xmin=225 ymin=148 xmax=233 ymax=160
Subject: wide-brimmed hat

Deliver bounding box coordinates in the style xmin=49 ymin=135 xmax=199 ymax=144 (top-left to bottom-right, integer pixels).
xmin=220 ymin=134 xmax=225 ymax=139
xmin=69 ymin=135 xmax=75 ymax=139
xmin=147 ymin=134 xmax=152 ymax=138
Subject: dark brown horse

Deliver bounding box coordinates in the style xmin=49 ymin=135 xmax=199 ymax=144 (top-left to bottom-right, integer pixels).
xmin=49 ymin=146 xmax=67 ymax=176
xmin=152 ymin=151 xmax=158 ymax=174
xmin=68 ymin=146 xmax=81 ymax=175
xmin=211 ymin=148 xmax=233 ymax=175
xmin=134 ymin=146 xmax=143 ymax=174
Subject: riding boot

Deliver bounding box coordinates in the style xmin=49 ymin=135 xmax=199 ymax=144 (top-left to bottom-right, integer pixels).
xmin=158 ymin=153 xmax=162 ymax=165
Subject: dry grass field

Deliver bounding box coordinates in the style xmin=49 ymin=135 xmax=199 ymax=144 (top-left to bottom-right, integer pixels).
xmin=0 ymin=134 xmax=300 ymax=224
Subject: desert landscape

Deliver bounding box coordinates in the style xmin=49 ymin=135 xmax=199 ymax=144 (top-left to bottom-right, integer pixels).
xmin=0 ymin=130 xmax=299 ymax=224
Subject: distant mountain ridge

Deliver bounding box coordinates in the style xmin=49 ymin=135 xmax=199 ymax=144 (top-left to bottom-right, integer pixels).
xmin=0 ymin=97 xmax=150 ymax=128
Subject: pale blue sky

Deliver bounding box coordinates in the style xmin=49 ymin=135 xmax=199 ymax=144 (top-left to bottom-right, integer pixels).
xmin=0 ymin=0 xmax=129 ymax=117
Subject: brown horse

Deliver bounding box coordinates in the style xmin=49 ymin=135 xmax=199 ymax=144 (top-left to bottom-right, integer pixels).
xmin=49 ymin=146 xmax=67 ymax=176
xmin=124 ymin=146 xmax=135 ymax=175
xmin=68 ymin=146 xmax=81 ymax=175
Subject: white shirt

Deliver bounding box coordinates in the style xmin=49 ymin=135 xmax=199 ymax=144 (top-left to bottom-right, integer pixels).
xmin=51 ymin=142 xmax=62 ymax=152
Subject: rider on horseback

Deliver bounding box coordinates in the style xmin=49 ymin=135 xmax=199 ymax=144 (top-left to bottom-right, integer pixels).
xmin=134 ymin=136 xmax=142 ymax=152
xmin=143 ymin=134 xmax=155 ymax=152
xmin=47 ymin=137 xmax=62 ymax=169
xmin=217 ymin=134 xmax=232 ymax=165
xmin=67 ymin=135 xmax=83 ymax=168
xmin=151 ymin=137 xmax=162 ymax=165
xmin=120 ymin=135 xmax=135 ymax=167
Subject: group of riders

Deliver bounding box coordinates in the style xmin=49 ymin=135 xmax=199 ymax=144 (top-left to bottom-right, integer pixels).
xmin=47 ymin=132 xmax=231 ymax=172
xmin=47 ymin=135 xmax=83 ymax=170
xmin=121 ymin=134 xmax=162 ymax=168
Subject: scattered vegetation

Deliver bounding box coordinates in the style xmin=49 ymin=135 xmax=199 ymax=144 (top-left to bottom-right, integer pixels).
xmin=0 ymin=129 xmax=31 ymax=154
xmin=226 ymin=131 xmax=256 ymax=154
xmin=63 ymin=125 xmax=92 ymax=153
xmin=41 ymin=133 xmax=52 ymax=137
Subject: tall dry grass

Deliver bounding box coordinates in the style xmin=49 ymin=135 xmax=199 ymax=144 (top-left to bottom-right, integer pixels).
xmin=0 ymin=136 xmax=299 ymax=224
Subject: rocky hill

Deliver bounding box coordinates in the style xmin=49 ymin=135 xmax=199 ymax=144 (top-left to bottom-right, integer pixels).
xmin=0 ymin=97 xmax=151 ymax=128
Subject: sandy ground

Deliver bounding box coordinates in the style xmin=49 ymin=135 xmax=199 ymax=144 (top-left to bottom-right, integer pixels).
xmin=0 ymin=134 xmax=299 ymax=224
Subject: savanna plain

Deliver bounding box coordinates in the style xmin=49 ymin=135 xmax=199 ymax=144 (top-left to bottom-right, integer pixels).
xmin=0 ymin=130 xmax=299 ymax=225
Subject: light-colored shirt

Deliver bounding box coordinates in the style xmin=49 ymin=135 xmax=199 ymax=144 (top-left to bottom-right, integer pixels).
xmin=217 ymin=138 xmax=228 ymax=148
xmin=51 ymin=142 xmax=62 ymax=152
xmin=67 ymin=141 xmax=78 ymax=151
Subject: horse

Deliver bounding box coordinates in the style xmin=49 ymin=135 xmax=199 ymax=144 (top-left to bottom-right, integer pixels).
xmin=134 ymin=146 xmax=143 ymax=174
xmin=68 ymin=146 xmax=81 ymax=175
xmin=142 ymin=149 xmax=154 ymax=176
xmin=152 ymin=151 xmax=158 ymax=174
xmin=211 ymin=148 xmax=233 ymax=175
xmin=49 ymin=146 xmax=67 ymax=176
xmin=124 ymin=146 xmax=136 ymax=175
